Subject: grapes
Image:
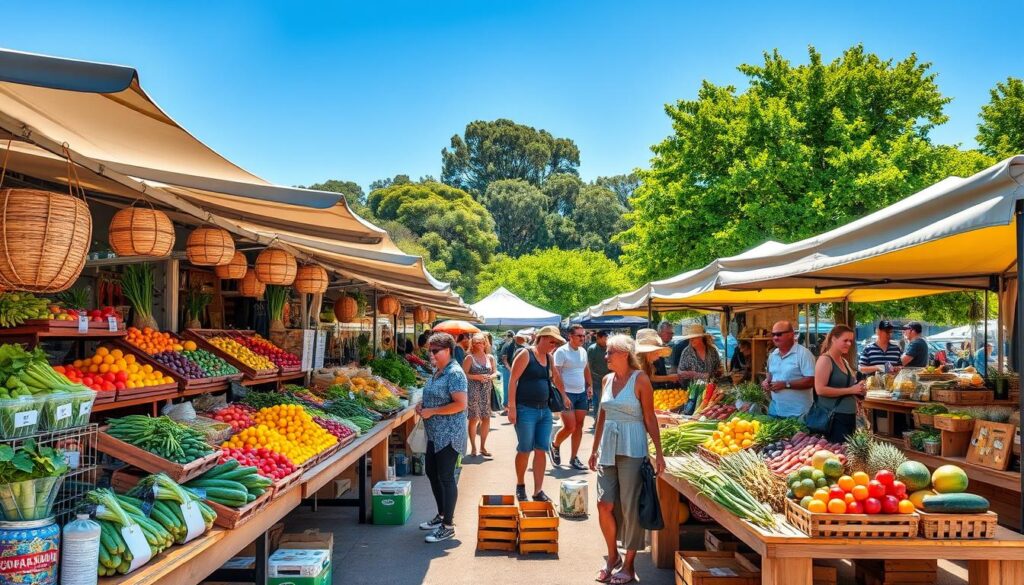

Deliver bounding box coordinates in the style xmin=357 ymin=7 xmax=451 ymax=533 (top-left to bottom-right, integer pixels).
xmin=151 ymin=350 xmax=205 ymax=379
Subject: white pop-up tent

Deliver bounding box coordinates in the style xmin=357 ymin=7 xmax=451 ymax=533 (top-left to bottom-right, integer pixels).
xmin=470 ymin=287 xmax=561 ymax=328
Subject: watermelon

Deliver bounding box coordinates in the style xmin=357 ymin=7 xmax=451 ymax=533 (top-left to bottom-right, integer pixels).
xmin=931 ymin=464 xmax=969 ymax=494
xmin=896 ymin=461 xmax=932 ymax=492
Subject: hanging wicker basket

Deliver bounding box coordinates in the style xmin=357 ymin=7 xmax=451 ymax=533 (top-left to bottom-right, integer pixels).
xmin=0 ymin=188 xmax=92 ymax=292
xmin=254 ymin=248 xmax=297 ymax=286
xmin=214 ymin=251 xmax=248 ymax=280
xmin=413 ymin=306 xmax=430 ymax=324
xmin=186 ymin=226 xmax=235 ymax=266
xmin=377 ymin=294 xmax=399 ymax=316
xmin=108 ymin=205 xmax=175 ymax=257
xmin=334 ymin=296 xmax=359 ymax=323
xmin=238 ymin=268 xmax=266 ymax=298
xmin=427 ymin=310 xmax=437 ymax=324
xmin=294 ymin=264 xmax=328 ymax=294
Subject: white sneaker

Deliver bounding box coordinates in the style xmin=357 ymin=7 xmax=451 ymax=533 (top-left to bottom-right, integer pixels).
xmin=425 ymin=524 xmax=455 ymax=543
xmin=419 ymin=514 xmax=443 ymax=530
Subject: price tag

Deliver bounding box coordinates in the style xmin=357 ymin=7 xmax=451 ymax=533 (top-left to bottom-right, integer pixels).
xmin=709 ymin=568 xmax=738 ymax=577
xmin=54 ymin=403 xmax=72 ymax=421
xmin=78 ymin=314 xmax=88 ymax=333
xmin=121 ymin=524 xmax=153 ymax=572
xmin=189 ymin=487 xmax=207 ymax=500
xmin=107 ymin=316 xmax=118 ymax=332
xmin=79 ymin=401 xmax=92 ymax=418
xmin=14 ymin=410 xmax=37 ymax=429
xmin=181 ymin=500 xmax=206 ymax=542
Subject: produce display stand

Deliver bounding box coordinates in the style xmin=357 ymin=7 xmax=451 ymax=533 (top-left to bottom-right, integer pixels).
xmin=239 ymin=370 xmax=306 ymax=389
xmin=652 ymin=460 xmax=1024 ymax=584
xmin=96 ymin=428 xmax=221 ymax=482
xmin=0 ymin=323 xmax=127 ymax=349
xmin=181 ymin=329 xmax=280 ymax=381
xmin=113 ymin=336 xmax=243 ymax=393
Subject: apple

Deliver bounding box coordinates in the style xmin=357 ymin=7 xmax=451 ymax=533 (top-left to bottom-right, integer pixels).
xmin=889 ymin=480 xmax=907 ymax=500
xmin=863 ymin=497 xmax=882 ymax=515
xmin=875 ymin=470 xmax=895 ymax=487
xmin=867 ymin=480 xmax=886 ymax=500
xmin=881 ymin=495 xmax=900 ymax=514
xmin=846 ymin=501 xmax=862 ymax=514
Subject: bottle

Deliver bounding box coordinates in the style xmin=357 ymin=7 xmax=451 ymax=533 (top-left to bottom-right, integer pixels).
xmin=61 ymin=514 xmax=100 ymax=585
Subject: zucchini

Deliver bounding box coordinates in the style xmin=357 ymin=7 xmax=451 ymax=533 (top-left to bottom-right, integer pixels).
xmin=922 ymin=493 xmax=990 ymax=514
xmin=185 ymin=478 xmax=248 ymax=491
xmin=203 ymin=460 xmax=240 ymax=477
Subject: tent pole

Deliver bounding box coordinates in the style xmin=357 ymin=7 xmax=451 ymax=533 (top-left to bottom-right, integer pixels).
xmin=647 ymin=298 xmax=653 ymax=327
xmin=724 ymin=307 xmax=732 ymax=367
xmin=998 ymin=276 xmax=1005 ymax=374
xmin=983 ymin=288 xmax=989 ymax=367
xmin=372 ymin=289 xmax=379 ymax=357
xmin=1016 ymin=199 xmax=1023 ymax=529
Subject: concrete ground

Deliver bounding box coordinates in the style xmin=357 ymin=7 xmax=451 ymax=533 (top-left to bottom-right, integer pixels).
xmin=283 ymin=412 xmax=969 ymax=585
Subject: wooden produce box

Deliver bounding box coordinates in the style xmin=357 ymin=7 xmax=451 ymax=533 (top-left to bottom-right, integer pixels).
xmin=115 ymin=334 xmax=242 ymax=391
xmin=917 ymin=510 xmax=998 ymax=539
xmin=518 ymin=500 xmax=558 ymax=555
xmin=114 ymin=381 xmax=179 ymax=401
xmin=854 ymin=559 xmax=936 ymax=585
xmin=478 ymin=495 xmax=518 ymax=552
xmin=182 ymin=329 xmax=279 ymax=379
xmin=271 ymin=468 xmax=304 ymax=499
xmin=97 ymin=428 xmax=220 ymax=483
xmin=911 ymin=411 xmax=933 ymax=427
xmin=675 ymin=551 xmax=760 ymax=585
xmin=931 ymin=388 xmax=994 ymax=405
xmin=939 ymin=429 xmax=972 ymax=457
xmin=704 ymin=528 xmax=749 ymax=553
xmin=785 ymin=500 xmax=919 ymax=538
xmin=208 ymin=489 xmax=273 ymax=529
xmin=933 ymin=415 xmax=976 ymax=433
xmin=16 ymin=317 xmax=125 ymax=333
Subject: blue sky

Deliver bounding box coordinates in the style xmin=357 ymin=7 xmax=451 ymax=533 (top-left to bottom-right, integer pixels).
xmin=3 ymin=1 xmax=1019 ymax=192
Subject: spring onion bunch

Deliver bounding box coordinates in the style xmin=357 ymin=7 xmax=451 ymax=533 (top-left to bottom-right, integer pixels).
xmin=668 ymin=454 xmax=777 ymax=528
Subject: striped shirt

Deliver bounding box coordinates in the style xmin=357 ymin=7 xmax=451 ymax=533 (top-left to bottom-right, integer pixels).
xmin=858 ymin=341 xmax=902 ymax=369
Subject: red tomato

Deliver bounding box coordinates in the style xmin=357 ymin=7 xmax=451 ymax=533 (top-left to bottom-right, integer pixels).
xmin=867 ymin=480 xmax=886 ymax=500
xmin=828 ymin=486 xmax=846 ymax=501
xmin=881 ymin=495 xmax=900 ymax=514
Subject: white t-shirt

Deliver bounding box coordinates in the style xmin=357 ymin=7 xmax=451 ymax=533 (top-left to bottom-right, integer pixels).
xmin=766 ymin=343 xmax=817 ymax=418
xmin=554 ymin=344 xmax=588 ymax=394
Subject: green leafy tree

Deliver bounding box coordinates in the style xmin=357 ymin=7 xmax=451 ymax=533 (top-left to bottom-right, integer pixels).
xmin=441 ymin=119 xmax=580 ymax=196
xmin=543 ymin=173 xmax=583 ymax=216
xmin=369 ymin=174 xmax=411 ymax=192
xmin=594 ymin=173 xmax=640 ymax=208
xmin=298 ymin=179 xmax=369 ymax=215
xmin=476 ymin=249 xmax=634 ymax=316
xmin=977 ymin=77 xmax=1024 ymax=159
xmin=483 ymin=179 xmax=552 ymax=256
xmin=368 ymin=181 xmax=497 ymax=297
xmin=572 ymin=184 xmax=627 ymax=258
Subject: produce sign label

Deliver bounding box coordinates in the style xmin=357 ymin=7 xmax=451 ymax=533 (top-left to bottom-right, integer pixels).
xmin=107 ymin=316 xmax=118 ymax=332
xmin=13 ymin=411 xmax=37 ymax=429
xmin=182 ymin=500 xmax=206 ymax=543
xmin=54 ymin=404 xmax=71 ymax=422
xmin=77 ymin=314 xmax=88 ymax=334
xmin=121 ymin=524 xmax=152 ymax=573
xmin=0 ymin=549 xmax=59 ymax=574
xmin=78 ymin=402 xmax=91 ymax=418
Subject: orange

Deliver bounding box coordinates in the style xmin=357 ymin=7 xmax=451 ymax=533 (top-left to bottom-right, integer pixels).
xmin=807 ymin=499 xmax=827 ymax=513
xmin=844 ymin=493 xmax=855 ymax=504
xmin=851 ymin=471 xmax=870 ymax=486
xmin=897 ymin=499 xmax=915 ymax=514
xmin=813 ymin=489 xmax=830 ymax=504
xmin=837 ymin=475 xmax=855 ymax=492
xmin=827 ymin=499 xmax=847 ymax=514
xmin=851 ymin=485 xmax=869 ymax=501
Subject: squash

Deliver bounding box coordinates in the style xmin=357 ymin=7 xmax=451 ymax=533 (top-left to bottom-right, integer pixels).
xmin=921 ymin=493 xmax=989 ymax=514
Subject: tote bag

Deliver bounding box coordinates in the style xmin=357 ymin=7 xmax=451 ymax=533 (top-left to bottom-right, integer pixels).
xmin=638 ymin=458 xmax=664 ymax=530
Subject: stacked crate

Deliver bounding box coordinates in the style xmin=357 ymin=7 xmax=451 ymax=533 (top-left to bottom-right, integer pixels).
xmin=477 ymin=495 xmax=518 ymax=552
xmin=854 ymin=559 xmax=937 ymax=585
xmin=517 ymin=501 xmax=558 ymax=555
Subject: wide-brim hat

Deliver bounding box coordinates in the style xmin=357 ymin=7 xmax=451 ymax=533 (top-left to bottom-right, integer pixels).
xmin=679 ymin=322 xmax=711 ymax=341
xmin=534 ymin=325 xmax=566 ymax=344
xmin=634 ymin=328 xmax=671 ymax=358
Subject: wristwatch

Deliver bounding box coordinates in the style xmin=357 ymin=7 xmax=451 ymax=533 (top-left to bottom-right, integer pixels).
xmin=785 ymin=381 xmax=791 ymax=389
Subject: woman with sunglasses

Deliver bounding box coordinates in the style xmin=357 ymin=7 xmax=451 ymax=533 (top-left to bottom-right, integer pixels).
xmin=463 ymin=333 xmax=497 ymax=457
xmin=415 ymin=332 xmax=468 ymax=543
xmin=590 ymin=334 xmax=665 ymax=585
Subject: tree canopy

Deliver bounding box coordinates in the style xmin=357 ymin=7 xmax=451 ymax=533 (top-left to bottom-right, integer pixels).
xmin=483 ymin=179 xmax=551 ymax=257
xmin=977 ymin=77 xmax=1024 ymax=160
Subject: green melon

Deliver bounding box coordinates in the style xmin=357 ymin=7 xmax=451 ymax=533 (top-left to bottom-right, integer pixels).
xmin=896 ymin=460 xmax=932 ymax=491
xmin=931 ymin=464 xmax=969 ymax=494
xmin=822 ymin=458 xmax=844 ymax=480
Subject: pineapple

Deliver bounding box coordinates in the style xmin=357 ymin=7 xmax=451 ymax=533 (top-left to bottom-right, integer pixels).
xmin=865 ymin=441 xmax=907 ymax=478
xmin=844 ymin=429 xmax=872 ymax=473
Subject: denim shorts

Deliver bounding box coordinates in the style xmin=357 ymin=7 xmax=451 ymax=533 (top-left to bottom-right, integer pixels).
xmin=514 ymin=404 xmax=553 ymax=453
xmin=566 ymin=392 xmax=590 ymax=412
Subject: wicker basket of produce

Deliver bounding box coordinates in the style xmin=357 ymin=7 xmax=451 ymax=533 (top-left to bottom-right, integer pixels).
xmin=0 ymin=188 xmax=91 ymax=292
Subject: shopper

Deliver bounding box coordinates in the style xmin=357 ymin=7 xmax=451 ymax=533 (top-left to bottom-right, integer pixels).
xmin=551 ymin=324 xmax=593 ymax=470
xmin=813 ymin=325 xmax=866 ymax=443
xmin=763 ymin=320 xmax=816 ymax=418
xmin=587 ymin=330 xmax=611 ymax=417
xmin=635 ymin=328 xmax=677 ymax=387
xmin=500 ymin=331 xmax=527 ymax=415
xmin=858 ymin=320 xmax=902 ymax=375
xmin=975 ymin=342 xmax=993 ymax=376
xmin=507 ymin=325 xmax=571 ymax=502
xmin=900 ymin=321 xmax=929 ymax=368
xmin=463 ymin=333 xmax=497 ymax=457
xmin=730 ymin=340 xmax=752 ymax=380
xmin=650 ymin=321 xmax=679 ymax=389
xmin=589 ymin=334 xmax=665 ymax=585
xmin=453 ymin=333 xmax=470 ymax=366
xmin=675 ymin=323 xmax=723 ymax=386
xmin=416 ymin=332 xmax=468 ymax=543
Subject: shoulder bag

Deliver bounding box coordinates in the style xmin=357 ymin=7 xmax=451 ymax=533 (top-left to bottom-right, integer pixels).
xmin=543 ymin=352 xmax=564 ymax=413
xmin=805 ymin=357 xmax=854 ymax=435
xmin=638 ymin=457 xmax=664 ymax=530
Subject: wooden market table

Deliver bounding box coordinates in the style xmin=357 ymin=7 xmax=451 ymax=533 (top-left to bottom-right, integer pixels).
xmin=101 ymin=405 xmax=418 ymax=585
xmin=652 ymin=462 xmax=1024 ymax=585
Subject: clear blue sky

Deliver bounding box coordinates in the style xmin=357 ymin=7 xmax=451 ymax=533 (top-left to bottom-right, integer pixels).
xmin=4 ymin=1 xmax=1020 ymax=192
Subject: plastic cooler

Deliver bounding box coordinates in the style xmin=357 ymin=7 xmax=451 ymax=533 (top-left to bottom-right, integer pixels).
xmin=372 ymin=480 xmax=412 ymax=525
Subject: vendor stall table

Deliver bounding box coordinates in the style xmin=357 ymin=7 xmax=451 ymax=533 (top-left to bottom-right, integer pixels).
xmin=652 ymin=458 xmax=1024 ymax=585
xmin=862 ymin=397 xmax=926 ymax=437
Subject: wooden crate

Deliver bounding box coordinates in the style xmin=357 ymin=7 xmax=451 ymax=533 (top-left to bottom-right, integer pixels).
xmin=518 ymin=500 xmax=558 ymax=555
xmin=940 ymin=429 xmax=972 ymax=457
xmin=855 ymin=559 xmax=936 ymax=585
xmin=182 ymin=329 xmax=279 ymax=379
xmin=115 ymin=382 xmax=180 ymax=401
xmin=113 ymin=336 xmax=241 ymax=391
xmin=97 ymin=428 xmax=220 ymax=483
xmin=931 ymin=388 xmax=994 ymax=405
xmin=675 ymin=551 xmax=760 ymax=585
xmin=812 ymin=564 xmax=837 ymax=585
xmin=911 ymin=411 xmax=933 ymax=427
xmin=270 ymin=468 xmax=303 ymax=499
xmin=478 ymin=495 xmax=518 ymax=552
xmin=933 ymin=415 xmax=976 ymax=433
xmin=704 ymin=528 xmax=743 ymax=552
xmin=785 ymin=500 xmax=919 ymax=538
xmin=208 ymin=489 xmax=272 ymax=529
xmin=917 ymin=510 xmax=998 ymax=539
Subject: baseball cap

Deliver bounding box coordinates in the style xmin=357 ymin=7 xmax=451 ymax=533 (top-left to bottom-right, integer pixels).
xmin=877 ymin=320 xmax=895 ymax=331
xmin=902 ymin=321 xmax=923 ymax=333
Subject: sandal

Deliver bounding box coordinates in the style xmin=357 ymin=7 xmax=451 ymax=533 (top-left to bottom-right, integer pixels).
xmin=609 ymin=570 xmax=636 ymax=585
xmin=480 ymin=449 xmax=492 ymax=457
xmin=596 ymin=556 xmax=621 ymax=583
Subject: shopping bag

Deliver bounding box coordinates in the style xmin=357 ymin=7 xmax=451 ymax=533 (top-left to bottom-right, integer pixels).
xmin=638 ymin=458 xmax=664 ymax=530
xmin=408 ymin=419 xmax=428 ymax=453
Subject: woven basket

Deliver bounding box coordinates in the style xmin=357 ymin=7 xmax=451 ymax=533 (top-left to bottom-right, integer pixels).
xmin=377 ymin=294 xmax=399 ymax=316
xmin=413 ymin=306 xmax=430 ymax=324
xmin=294 ymin=264 xmax=328 ymax=294
xmin=0 ymin=188 xmax=91 ymax=292
xmin=108 ymin=206 xmax=175 ymax=257
xmin=186 ymin=227 xmax=235 ymax=266
xmin=214 ymin=251 xmax=247 ymax=280
xmin=428 ymin=310 xmax=437 ymax=324
xmin=334 ymin=296 xmax=359 ymax=323
xmin=254 ymin=248 xmax=297 ymax=285
xmin=238 ymin=268 xmax=266 ymax=298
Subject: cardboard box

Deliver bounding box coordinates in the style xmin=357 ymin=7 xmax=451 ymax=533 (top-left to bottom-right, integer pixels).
xmin=236 ymin=522 xmax=284 ymax=558
xmin=268 ymin=549 xmax=332 ymax=585
xmin=314 ymin=478 xmax=352 ymax=500
xmin=279 ymin=529 xmax=334 ymax=554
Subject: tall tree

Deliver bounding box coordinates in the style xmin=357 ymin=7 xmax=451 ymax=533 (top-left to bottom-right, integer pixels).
xmin=368 ymin=181 xmax=497 ymax=297
xmin=594 ymin=173 xmax=640 ymax=208
xmin=619 ymin=45 xmax=966 ymax=283
xmin=476 ymin=249 xmax=633 ymax=316
xmin=441 ymin=119 xmax=580 ymax=196
xmin=977 ymin=77 xmax=1024 ymax=160
xmin=299 ymin=179 xmax=370 ymax=216
xmin=543 ymin=173 xmax=583 ymax=216
xmin=369 ymin=174 xmax=411 ymax=192
xmin=572 ymin=184 xmax=627 ymax=259
xmin=483 ymin=179 xmax=551 ymax=257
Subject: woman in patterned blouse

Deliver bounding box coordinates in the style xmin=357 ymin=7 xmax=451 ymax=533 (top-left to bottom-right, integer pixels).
xmin=675 ymin=323 xmax=722 ymax=387
xmin=415 ymin=332 xmax=468 ymax=543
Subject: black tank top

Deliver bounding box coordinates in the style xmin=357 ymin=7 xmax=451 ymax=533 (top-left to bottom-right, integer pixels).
xmin=517 ymin=349 xmax=551 ymax=407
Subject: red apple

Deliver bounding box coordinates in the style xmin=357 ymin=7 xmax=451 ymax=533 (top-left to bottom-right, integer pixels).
xmin=867 ymin=480 xmax=886 ymax=500
xmin=863 ymin=497 xmax=882 ymax=515
xmin=881 ymin=495 xmax=900 ymax=514
xmin=889 ymin=480 xmax=907 ymax=499
xmin=846 ymin=501 xmax=863 ymax=514
xmin=875 ymin=469 xmax=895 ymax=487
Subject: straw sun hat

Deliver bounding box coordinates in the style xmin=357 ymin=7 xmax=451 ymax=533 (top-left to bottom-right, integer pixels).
xmin=679 ymin=322 xmax=712 ymax=341
xmin=534 ymin=325 xmax=566 ymax=344
xmin=634 ymin=328 xmax=671 ymax=358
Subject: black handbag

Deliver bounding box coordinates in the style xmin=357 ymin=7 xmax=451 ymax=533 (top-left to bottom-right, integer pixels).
xmin=544 ymin=356 xmax=564 ymax=413
xmin=638 ymin=458 xmax=664 ymax=530
xmin=806 ymin=358 xmax=855 ymax=434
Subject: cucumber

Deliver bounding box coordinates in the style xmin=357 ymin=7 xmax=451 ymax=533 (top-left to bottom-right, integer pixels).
xmin=187 ymin=486 xmax=249 ymax=507
xmin=203 ymin=460 xmax=240 ymax=477
xmin=185 ymin=478 xmax=248 ymax=491
xmin=922 ymin=493 xmax=990 ymax=514
xmin=214 ymin=466 xmax=261 ymax=482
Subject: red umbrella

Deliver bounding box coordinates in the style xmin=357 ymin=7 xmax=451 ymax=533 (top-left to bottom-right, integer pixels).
xmin=431 ymin=320 xmax=481 ymax=336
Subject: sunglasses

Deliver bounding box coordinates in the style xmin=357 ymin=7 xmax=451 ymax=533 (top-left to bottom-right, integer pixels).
xmin=771 ymin=330 xmax=794 ymax=337
xmin=428 ymin=347 xmax=448 ymax=355
xmin=570 ymin=334 xmax=586 ymax=338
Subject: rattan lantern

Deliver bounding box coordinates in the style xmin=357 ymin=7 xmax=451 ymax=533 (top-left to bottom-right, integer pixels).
xmin=413 ymin=306 xmax=430 ymax=324
xmin=108 ymin=206 xmax=175 ymax=257
xmin=237 ymin=268 xmax=266 ymax=298
xmin=376 ymin=294 xmax=399 ymax=316
xmin=334 ymin=295 xmax=359 ymax=323
xmin=294 ymin=264 xmax=328 ymax=294
xmin=186 ymin=226 xmax=235 ymax=266
xmin=427 ymin=310 xmax=437 ymax=324
xmin=214 ymin=251 xmax=248 ymax=280
xmin=0 ymin=188 xmax=91 ymax=292
xmin=254 ymin=248 xmax=297 ymax=285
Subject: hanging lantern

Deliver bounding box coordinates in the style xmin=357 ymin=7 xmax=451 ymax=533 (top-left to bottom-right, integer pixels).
xmin=108 ymin=206 xmax=175 ymax=257
xmin=186 ymin=226 xmax=235 ymax=266
xmin=376 ymin=294 xmax=399 ymax=316
xmin=254 ymin=248 xmax=297 ymax=285
xmin=0 ymin=189 xmax=91 ymax=292
xmin=214 ymin=251 xmax=247 ymax=280
xmin=334 ymin=295 xmax=359 ymax=323
xmin=238 ymin=268 xmax=266 ymax=298
xmin=293 ymin=264 xmax=328 ymax=294
xmin=428 ymin=310 xmax=437 ymax=324
xmin=413 ymin=306 xmax=430 ymax=324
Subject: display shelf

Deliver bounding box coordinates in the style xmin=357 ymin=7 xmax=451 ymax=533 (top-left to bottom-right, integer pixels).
xmin=182 ymin=329 xmax=280 ymax=380
xmin=879 ymin=436 xmax=1020 ymax=493
xmin=239 ymin=371 xmax=305 ymax=388
xmin=111 ymin=338 xmax=241 ymax=393
xmin=92 ymin=391 xmax=178 ymax=413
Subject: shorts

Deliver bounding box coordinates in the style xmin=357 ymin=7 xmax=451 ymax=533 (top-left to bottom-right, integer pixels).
xmin=514 ymin=404 xmax=553 ymax=453
xmin=565 ymin=392 xmax=590 ymax=412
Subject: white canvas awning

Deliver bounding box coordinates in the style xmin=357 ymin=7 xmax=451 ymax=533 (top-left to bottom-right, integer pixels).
xmin=469 ymin=287 xmax=561 ymax=328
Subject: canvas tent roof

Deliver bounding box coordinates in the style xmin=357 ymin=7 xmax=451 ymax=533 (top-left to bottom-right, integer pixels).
xmin=469 ymin=287 xmax=561 ymax=328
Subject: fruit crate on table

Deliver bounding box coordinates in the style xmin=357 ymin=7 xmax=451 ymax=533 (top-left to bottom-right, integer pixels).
xmin=784 ymin=500 xmax=919 ymax=538
xmin=206 ymin=489 xmax=273 ymax=529
xmin=674 ymin=551 xmax=760 ymax=585
xmin=917 ymin=510 xmax=998 ymax=539
xmin=97 ymin=428 xmax=220 ymax=483
xmin=517 ymin=500 xmax=558 ymax=555
xmin=933 ymin=416 xmax=976 ymax=433
xmin=931 ymin=388 xmax=994 ymax=405
xmin=113 ymin=337 xmax=242 ymax=391
xmin=270 ymin=468 xmax=303 ymax=499
xmin=114 ymin=381 xmax=179 ymax=401
xmin=182 ymin=329 xmax=280 ymax=379
xmin=478 ymin=495 xmax=519 ymax=552
xmin=911 ymin=411 xmax=934 ymax=427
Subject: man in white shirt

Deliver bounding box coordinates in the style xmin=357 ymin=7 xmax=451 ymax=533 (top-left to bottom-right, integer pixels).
xmin=762 ymin=320 xmax=816 ymax=418
xmin=550 ymin=324 xmax=592 ymax=470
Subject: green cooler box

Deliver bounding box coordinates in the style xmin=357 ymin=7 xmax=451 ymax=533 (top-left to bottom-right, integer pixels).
xmin=372 ymin=480 xmax=412 ymax=525
xmin=267 ymin=548 xmax=331 ymax=585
